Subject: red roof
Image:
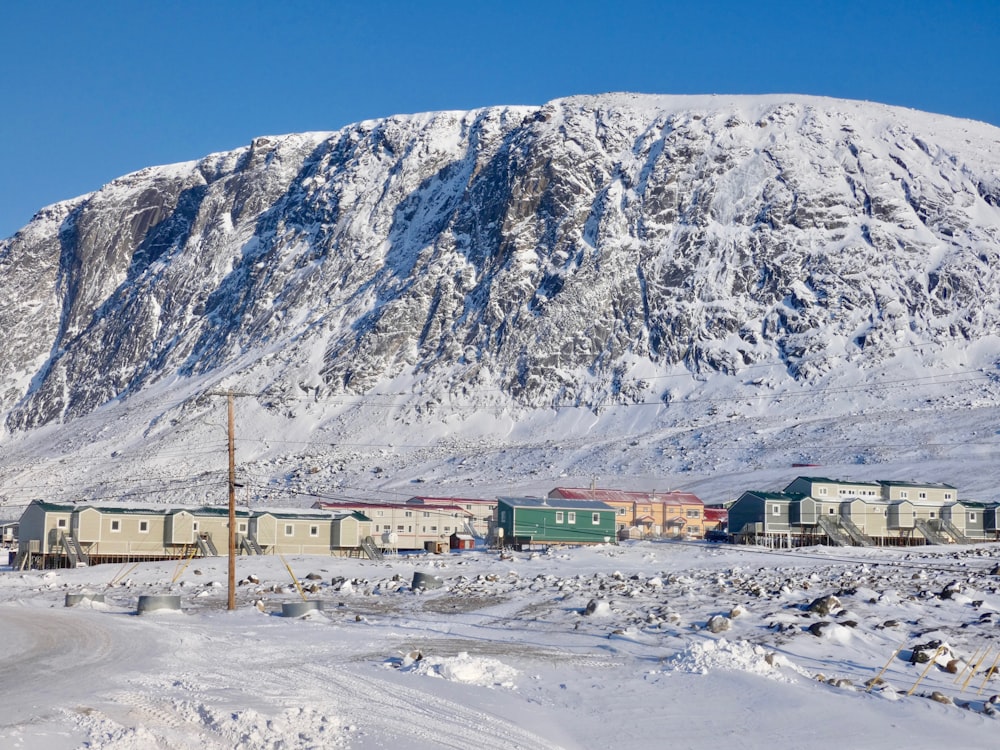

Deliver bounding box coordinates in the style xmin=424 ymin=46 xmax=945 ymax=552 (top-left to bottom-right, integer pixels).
xmin=313 ymin=500 xmax=473 ymax=516
xmin=703 ymin=507 xmax=729 ymax=522
xmin=407 ymin=496 xmax=494 ymax=506
xmin=550 ymin=487 xmax=704 ymax=507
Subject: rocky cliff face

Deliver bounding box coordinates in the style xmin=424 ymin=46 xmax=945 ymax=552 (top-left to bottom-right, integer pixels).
xmin=2 ymin=93 xmax=999 ymax=445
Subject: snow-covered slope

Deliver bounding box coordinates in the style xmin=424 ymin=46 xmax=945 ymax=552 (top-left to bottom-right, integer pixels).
xmin=1 ymin=94 xmax=999 ymax=509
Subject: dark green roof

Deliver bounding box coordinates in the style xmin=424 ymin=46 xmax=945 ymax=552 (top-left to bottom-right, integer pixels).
xmin=498 ymin=496 xmax=615 ymax=511
xmin=879 ymin=480 xmax=957 ymax=490
xmin=189 ymin=505 xmax=253 ymax=518
xmin=740 ymin=491 xmax=806 ymax=502
xmin=792 ymin=476 xmax=881 ymax=487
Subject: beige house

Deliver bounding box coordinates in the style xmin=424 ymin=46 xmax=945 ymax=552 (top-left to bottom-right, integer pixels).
xmin=840 ymin=497 xmax=890 ymax=538
xmin=879 ymin=481 xmax=957 ymax=504
xmin=730 ymin=476 xmax=972 ymax=548
xmin=16 ymin=502 xmax=80 ymax=565
xmin=251 ymin=510 xmax=372 ymax=556
xmin=15 ymin=500 xmax=376 ymax=568
xmin=784 ymin=477 xmax=882 ymax=500
xmin=406 ymin=496 xmax=494 ymax=537
xmin=313 ymin=500 xmax=473 ymax=551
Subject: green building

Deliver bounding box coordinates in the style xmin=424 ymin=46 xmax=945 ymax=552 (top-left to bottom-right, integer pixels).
xmin=496 ymin=497 xmax=617 ymax=547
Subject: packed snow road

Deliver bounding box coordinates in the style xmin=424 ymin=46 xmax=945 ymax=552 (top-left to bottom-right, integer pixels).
xmin=0 ymin=601 xmax=569 ymax=749
xmin=0 ymin=605 xmax=158 ymax=747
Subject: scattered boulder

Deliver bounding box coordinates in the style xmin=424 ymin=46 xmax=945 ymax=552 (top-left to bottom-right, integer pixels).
xmin=807 ymin=595 xmax=842 ymax=616
xmin=940 ymin=581 xmax=962 ymax=600
xmin=583 ymin=599 xmax=611 ymax=616
xmin=909 ymin=640 xmax=949 ymax=664
xmin=808 ymin=621 xmax=834 ymax=637
xmin=706 ymin=615 xmax=731 ymax=633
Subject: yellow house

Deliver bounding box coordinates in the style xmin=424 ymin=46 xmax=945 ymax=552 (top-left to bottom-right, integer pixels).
xmin=547 ymin=488 xmax=706 ymax=538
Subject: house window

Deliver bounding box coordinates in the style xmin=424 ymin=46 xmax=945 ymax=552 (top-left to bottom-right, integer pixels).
xmin=139 ymin=521 xmax=149 ymax=533
xmin=568 ymin=512 xmax=576 ymax=524
xmin=376 ymin=510 xmax=384 ymax=517
xmin=396 ymin=525 xmax=404 ymax=532
xmin=900 ymin=491 xmax=908 ymax=499
xmin=818 ymin=488 xmax=827 ymax=496
xmin=944 ymin=493 xmax=953 ymax=500
xmin=617 ymin=507 xmax=627 ymax=516
xmin=57 ymin=518 xmax=67 ymax=528
xmin=772 ymin=505 xmax=780 ymax=516
xmin=828 ymin=508 xmax=835 ymax=515
xmin=686 ymin=509 xmax=699 ymax=518
xmin=431 ymin=526 xmax=438 ymax=532
xmin=111 ymin=520 xmax=121 ymax=532
xmin=592 ymin=513 xmax=600 ymax=525
xmin=192 ymin=522 xmax=199 ymax=532
xmin=284 ymin=525 xmax=294 ymax=536
xmin=970 ymin=513 xmax=977 ymax=522
xmin=555 ymin=512 xmax=564 ymax=524
xmin=238 ymin=522 xmax=247 ymax=533
xmin=309 ymin=525 xmax=319 ymax=537
xmin=499 ymin=511 xmax=507 ymax=523
xmin=930 ymin=512 xmax=936 ymax=519
xmin=919 ymin=492 xmax=927 ymax=499
xmin=405 ymin=511 xmax=412 ymax=517
xmin=423 ymin=512 xmax=430 ymax=518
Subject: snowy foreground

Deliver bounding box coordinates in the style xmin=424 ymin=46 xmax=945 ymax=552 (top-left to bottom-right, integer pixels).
xmin=3 ymin=541 xmax=1000 ymax=749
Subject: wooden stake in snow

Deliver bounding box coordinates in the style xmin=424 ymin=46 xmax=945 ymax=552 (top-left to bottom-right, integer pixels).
xmin=867 ymin=643 xmax=905 ymax=692
xmin=279 ymin=553 xmax=308 ymax=601
xmin=962 ymin=647 xmax=991 ymax=693
xmin=106 ymin=561 xmax=140 ymax=589
xmin=954 ymin=645 xmax=983 ymax=684
xmin=908 ymin=646 xmax=945 ymax=696
xmin=171 ymin=546 xmax=199 ymax=584
xmin=977 ymin=650 xmax=1000 ymax=696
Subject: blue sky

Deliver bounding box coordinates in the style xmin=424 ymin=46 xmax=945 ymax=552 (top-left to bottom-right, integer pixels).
xmin=1 ymin=0 xmax=997 ymax=239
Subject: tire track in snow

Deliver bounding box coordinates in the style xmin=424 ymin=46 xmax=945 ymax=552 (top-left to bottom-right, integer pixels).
xmin=253 ymin=660 xmax=570 ymax=750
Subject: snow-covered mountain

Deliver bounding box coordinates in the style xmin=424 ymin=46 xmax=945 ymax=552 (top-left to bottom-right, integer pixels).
xmin=2 ymin=93 xmax=1000 ymax=509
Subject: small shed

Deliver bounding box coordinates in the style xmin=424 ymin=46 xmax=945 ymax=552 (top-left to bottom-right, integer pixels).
xmin=450 ymin=532 xmax=476 ymax=550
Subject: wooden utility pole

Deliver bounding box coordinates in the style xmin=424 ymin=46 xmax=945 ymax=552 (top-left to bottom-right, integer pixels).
xmin=227 ymin=390 xmax=237 ymax=610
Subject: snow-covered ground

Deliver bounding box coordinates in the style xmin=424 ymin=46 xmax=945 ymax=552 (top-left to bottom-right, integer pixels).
xmin=3 ymin=540 xmax=1000 ymax=749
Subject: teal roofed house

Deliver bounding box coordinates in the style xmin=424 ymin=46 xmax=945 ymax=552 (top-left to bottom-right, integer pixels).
xmin=495 ymin=497 xmax=617 ymax=548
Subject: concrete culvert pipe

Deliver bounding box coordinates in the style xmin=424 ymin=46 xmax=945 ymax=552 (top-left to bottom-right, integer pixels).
xmin=411 ymin=572 xmax=444 ymax=591
xmin=281 ymin=600 xmax=323 ymax=618
xmin=136 ymin=594 xmax=182 ymax=614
